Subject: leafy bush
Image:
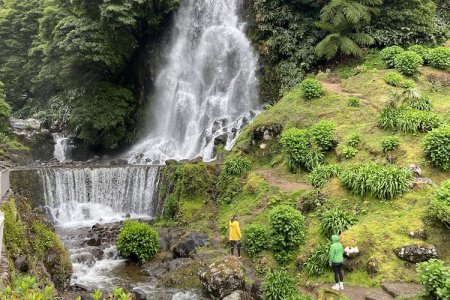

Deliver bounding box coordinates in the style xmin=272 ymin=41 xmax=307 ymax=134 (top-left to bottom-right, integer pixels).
xmin=381 ymin=136 xmax=400 ymax=152
xmin=378 ymin=107 xmax=401 ymax=131
xmin=224 ymin=157 xmax=252 ymax=177
xmin=339 ymin=164 xmax=413 ymax=199
xmin=163 ymin=195 xmax=179 ymax=218
xmin=394 ymin=51 xmax=424 ymax=76
xmin=303 ymin=244 xmax=330 ymax=277
xmin=116 ymin=220 xmax=159 ymax=262
xmin=380 ymin=46 xmax=404 ymax=68
xmin=310 ymin=120 xmax=336 ymax=151
xmin=0 ymin=276 xmax=54 ymax=300
xmin=242 ymin=224 xmax=269 ymax=260
xmin=280 ymin=128 xmax=324 ymax=173
xmin=339 ymin=145 xmax=358 ymax=159
xmin=320 ymin=209 xmax=357 ymax=237
xmin=430 ymin=180 xmax=450 ymax=226
xmin=417 ymin=259 xmax=450 ymax=300
xmin=423 ymin=125 xmax=450 ymax=170
xmin=300 ymin=78 xmax=323 ymax=100
xmin=264 ymin=270 xmax=309 ymax=300
xmin=346 ymin=133 xmax=361 ymax=147
xmin=348 ymin=96 xmax=360 ymax=107
xmin=405 ymin=96 xmax=432 ymax=111
xmin=408 ymin=45 xmax=430 ymax=61
xmin=427 ymin=47 xmax=450 ymax=70
xmin=384 ymin=72 xmax=404 ymax=86
xmin=307 ymin=164 xmax=341 ymax=189
xmin=269 ymin=205 xmax=306 ymax=264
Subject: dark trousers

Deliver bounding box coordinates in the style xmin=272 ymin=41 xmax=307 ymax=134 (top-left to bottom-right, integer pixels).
xmin=230 ymin=240 xmax=241 ymax=257
xmin=332 ymin=263 xmax=344 ymax=283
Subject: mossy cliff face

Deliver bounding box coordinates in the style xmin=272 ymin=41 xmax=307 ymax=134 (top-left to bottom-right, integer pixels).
xmin=0 ymin=197 xmax=72 ymax=291
xmin=9 ymin=169 xmax=45 ymax=208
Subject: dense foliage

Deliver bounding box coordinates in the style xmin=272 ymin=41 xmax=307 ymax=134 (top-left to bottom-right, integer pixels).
xmin=320 ymin=209 xmax=357 ymax=237
xmin=384 ymin=72 xmax=415 ymax=88
xmin=427 ymin=47 xmax=450 ymax=69
xmin=339 ymin=164 xmax=413 ymax=199
xmin=417 ymin=259 xmax=450 ymax=300
xmin=116 ymin=220 xmax=159 ymax=262
xmin=0 ymin=0 xmax=180 ymax=148
xmin=380 ymin=46 xmax=404 ymax=68
xmin=269 ymin=205 xmax=306 ymax=264
xmin=224 ymin=157 xmax=252 ymax=177
xmin=430 ymin=180 xmax=450 ymax=227
xmin=379 ymin=107 xmax=442 ymax=134
xmin=423 ymin=125 xmax=450 ymax=171
xmin=307 ymin=164 xmax=341 ymax=189
xmin=0 ymin=276 xmax=54 ymax=300
xmin=300 ymin=78 xmax=323 ymax=100
xmin=394 ymin=51 xmax=423 ymax=76
xmin=303 ymin=244 xmax=330 ymax=277
xmin=242 ymin=224 xmax=269 ymax=260
xmin=381 ymin=136 xmax=400 ymax=152
xmin=263 ymin=270 xmax=311 ymax=300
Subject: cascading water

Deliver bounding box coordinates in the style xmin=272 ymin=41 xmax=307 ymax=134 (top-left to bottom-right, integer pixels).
xmin=53 ymin=133 xmax=73 ymax=162
xmin=37 ymin=167 xmax=202 ymax=298
xmin=127 ymin=0 xmax=259 ymax=164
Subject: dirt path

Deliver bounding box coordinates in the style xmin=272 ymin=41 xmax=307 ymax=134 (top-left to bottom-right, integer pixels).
xmin=255 ymin=169 xmax=311 ymax=192
xmin=317 ymin=285 xmax=393 ymax=300
xmin=321 ymin=81 xmax=380 ymax=112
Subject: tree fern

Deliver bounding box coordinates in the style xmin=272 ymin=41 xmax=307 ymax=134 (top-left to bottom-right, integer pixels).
xmin=315 ymin=0 xmax=381 ymax=60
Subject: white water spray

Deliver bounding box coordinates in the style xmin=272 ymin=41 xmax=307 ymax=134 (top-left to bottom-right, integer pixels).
xmin=53 ymin=133 xmax=73 ymax=162
xmin=127 ymin=0 xmax=259 ymax=164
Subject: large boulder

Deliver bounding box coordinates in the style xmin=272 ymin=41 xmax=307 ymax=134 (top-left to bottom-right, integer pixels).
xmin=250 ymin=279 xmax=264 ymax=300
xmin=344 ymin=246 xmax=360 ymax=259
xmin=381 ymin=283 xmax=424 ymax=298
xmin=172 ymin=232 xmax=209 ymax=258
xmin=366 ymin=257 xmax=379 ymax=275
xmin=223 ymin=290 xmax=253 ymax=300
xmin=199 ymin=256 xmax=245 ymax=298
xmin=395 ymin=244 xmax=438 ymax=263
xmin=14 ymin=255 xmax=29 ymax=272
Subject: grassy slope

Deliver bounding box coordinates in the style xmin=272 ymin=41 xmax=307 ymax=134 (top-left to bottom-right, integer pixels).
xmin=169 ymin=53 xmax=450 ymax=289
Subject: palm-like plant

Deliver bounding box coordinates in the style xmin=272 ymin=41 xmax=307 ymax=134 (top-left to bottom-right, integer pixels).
xmin=315 ymin=0 xmax=382 ymax=60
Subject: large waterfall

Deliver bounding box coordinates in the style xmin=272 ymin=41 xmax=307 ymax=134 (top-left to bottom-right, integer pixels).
xmin=38 ymin=167 xmax=162 ymax=225
xmin=127 ymin=0 xmax=259 ymax=164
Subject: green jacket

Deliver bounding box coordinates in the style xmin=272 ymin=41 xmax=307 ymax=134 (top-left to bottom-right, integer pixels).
xmin=329 ymin=235 xmax=344 ymax=264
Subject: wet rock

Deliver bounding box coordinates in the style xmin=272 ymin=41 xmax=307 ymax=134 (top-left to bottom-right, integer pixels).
xmin=70 ymin=283 xmax=91 ymax=292
xmin=342 ymin=258 xmax=361 ymax=272
xmin=214 ymin=134 xmax=228 ymax=146
xmin=367 ymin=258 xmax=379 ymax=275
xmin=344 ymin=246 xmax=360 ymax=259
xmin=411 ymin=177 xmax=434 ymax=189
xmin=10 ymin=118 xmax=41 ymax=131
xmin=109 ymin=159 xmax=128 ymax=165
xmin=91 ymin=248 xmax=104 ymax=260
xmin=252 ymin=124 xmax=283 ymax=141
xmin=172 ymin=232 xmax=209 ymax=258
xmin=141 ymin=258 xmax=193 ymax=278
xmin=86 ymin=234 xmax=101 ymax=246
xmin=409 ymin=163 xmax=422 ymax=177
xmin=14 ymin=255 xmax=29 ymax=272
xmin=250 ymin=279 xmax=264 ymax=300
xmin=132 ymin=287 xmax=147 ymax=300
xmin=259 ymin=143 xmax=267 ymax=150
xmin=395 ymin=244 xmax=438 ymax=263
xmin=408 ymin=229 xmax=427 ymax=240
xmin=223 ymin=290 xmax=253 ymax=300
xmin=199 ymin=256 xmax=245 ymax=298
xmin=381 ymin=282 xmax=424 ymax=298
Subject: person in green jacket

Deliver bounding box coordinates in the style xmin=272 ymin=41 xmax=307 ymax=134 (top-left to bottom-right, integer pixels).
xmin=329 ymin=235 xmax=344 ymax=290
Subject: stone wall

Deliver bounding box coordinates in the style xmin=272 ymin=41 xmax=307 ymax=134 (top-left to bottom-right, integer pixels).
xmin=9 ymin=169 xmax=45 ymax=208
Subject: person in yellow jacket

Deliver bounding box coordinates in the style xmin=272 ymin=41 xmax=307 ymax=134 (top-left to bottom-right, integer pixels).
xmin=229 ymin=214 xmax=242 ymax=258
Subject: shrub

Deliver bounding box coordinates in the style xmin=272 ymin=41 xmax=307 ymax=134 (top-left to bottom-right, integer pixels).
xmin=263 ymin=270 xmax=301 ymax=300
xmin=346 ymin=133 xmax=361 ymax=147
xmin=394 ymin=51 xmax=424 ymax=76
xmin=280 ymin=128 xmax=323 ymax=173
xmin=405 ymin=96 xmax=432 ymax=111
xmin=348 ymin=96 xmax=360 ymax=107
xmin=381 ymin=136 xmax=400 ymax=152
xmin=339 ymin=164 xmax=413 ymax=199
xmin=224 ymin=157 xmax=252 ymax=177
xmin=0 ymin=276 xmax=54 ymax=300
xmin=242 ymin=224 xmax=269 ymax=260
xmin=269 ymin=205 xmax=306 ymax=264
xmin=380 ymin=46 xmax=404 ymax=68
xmin=116 ymin=220 xmax=159 ymax=262
xmin=339 ymin=145 xmax=358 ymax=159
xmin=428 ymin=47 xmax=450 ymax=70
xmin=408 ymin=45 xmax=430 ymax=61
xmin=378 ymin=107 xmax=401 ymax=131
xmin=396 ymin=109 xmax=442 ymax=133
xmin=417 ymin=259 xmax=450 ymax=300
xmin=430 ymin=180 xmax=450 ymax=226
xmin=309 ymin=120 xmax=336 ymax=151
xmin=163 ymin=195 xmax=179 ymax=218
xmin=300 ymin=78 xmax=323 ymax=100
xmin=384 ymin=72 xmax=404 ymax=87
xmin=307 ymin=164 xmax=341 ymax=189
xmin=320 ymin=209 xmax=357 ymax=237
xmin=423 ymin=125 xmax=450 ymax=171
xmin=303 ymin=244 xmax=330 ymax=276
